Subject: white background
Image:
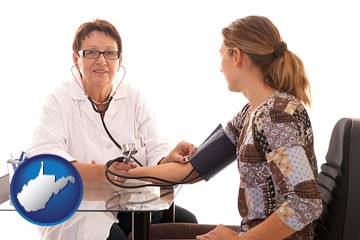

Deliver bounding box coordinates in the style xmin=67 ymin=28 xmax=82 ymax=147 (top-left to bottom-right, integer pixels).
xmin=1 ymin=0 xmax=359 ymax=238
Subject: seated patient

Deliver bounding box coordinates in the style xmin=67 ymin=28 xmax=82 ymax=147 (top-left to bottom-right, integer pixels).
xmin=127 ymin=15 xmax=323 ymax=240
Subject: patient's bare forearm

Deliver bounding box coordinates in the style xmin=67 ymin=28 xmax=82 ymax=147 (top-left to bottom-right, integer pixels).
xmin=128 ymin=162 xmax=201 ymax=183
xmin=72 ymin=161 xmax=106 ymax=183
xmin=241 ymin=212 xmax=295 ymax=240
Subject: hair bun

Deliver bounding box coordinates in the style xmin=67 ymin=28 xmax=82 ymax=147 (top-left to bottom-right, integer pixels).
xmin=274 ymin=41 xmax=287 ymax=57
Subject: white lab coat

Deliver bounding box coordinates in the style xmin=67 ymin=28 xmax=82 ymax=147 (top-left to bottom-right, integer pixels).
xmin=27 ymin=74 xmax=172 ymax=240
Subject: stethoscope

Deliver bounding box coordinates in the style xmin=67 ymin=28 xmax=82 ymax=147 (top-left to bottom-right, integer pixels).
xmin=71 ymin=64 xmax=125 ymax=114
xmin=71 ymin=64 xmax=143 ymax=167
xmin=71 ymin=64 xmax=200 ymax=188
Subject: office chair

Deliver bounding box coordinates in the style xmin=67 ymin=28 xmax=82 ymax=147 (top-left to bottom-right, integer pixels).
xmin=316 ymin=118 xmax=360 ymax=240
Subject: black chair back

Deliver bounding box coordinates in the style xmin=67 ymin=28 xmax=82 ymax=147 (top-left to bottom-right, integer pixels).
xmin=316 ymin=118 xmax=360 ymax=239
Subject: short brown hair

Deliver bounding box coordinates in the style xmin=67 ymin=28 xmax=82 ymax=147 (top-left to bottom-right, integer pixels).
xmin=72 ymin=19 xmax=122 ymax=54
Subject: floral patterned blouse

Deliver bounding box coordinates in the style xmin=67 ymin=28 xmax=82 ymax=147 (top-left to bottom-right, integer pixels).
xmin=225 ymin=91 xmax=323 ymax=239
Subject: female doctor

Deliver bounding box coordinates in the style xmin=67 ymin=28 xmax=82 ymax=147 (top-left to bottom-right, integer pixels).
xmin=27 ymin=19 xmax=196 ymax=240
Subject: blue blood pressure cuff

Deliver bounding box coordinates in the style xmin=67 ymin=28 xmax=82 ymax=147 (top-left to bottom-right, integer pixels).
xmin=189 ymin=124 xmax=237 ymax=181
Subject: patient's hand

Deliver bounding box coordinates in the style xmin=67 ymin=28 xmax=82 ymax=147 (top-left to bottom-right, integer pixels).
xmin=196 ymin=224 xmax=239 ymax=240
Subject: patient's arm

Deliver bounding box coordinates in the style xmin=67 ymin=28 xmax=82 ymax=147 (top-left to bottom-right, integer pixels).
xmin=128 ymin=162 xmax=201 ymax=184
xmin=127 ymin=140 xmax=200 ymax=184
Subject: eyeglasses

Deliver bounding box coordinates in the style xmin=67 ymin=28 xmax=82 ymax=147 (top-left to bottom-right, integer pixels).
xmin=78 ymin=49 xmax=121 ymax=60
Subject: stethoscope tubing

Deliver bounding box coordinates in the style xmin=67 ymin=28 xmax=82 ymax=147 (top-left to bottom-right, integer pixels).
xmin=71 ymin=64 xmax=200 ymax=188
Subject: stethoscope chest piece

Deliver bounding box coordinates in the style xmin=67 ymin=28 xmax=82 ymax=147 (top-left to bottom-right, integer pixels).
xmin=121 ymin=143 xmax=138 ymax=156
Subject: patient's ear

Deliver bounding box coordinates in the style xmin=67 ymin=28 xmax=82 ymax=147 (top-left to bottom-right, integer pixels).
xmin=232 ymin=47 xmax=242 ymax=66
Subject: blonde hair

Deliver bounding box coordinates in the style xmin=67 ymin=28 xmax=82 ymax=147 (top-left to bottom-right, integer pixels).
xmin=222 ymin=16 xmax=311 ymax=106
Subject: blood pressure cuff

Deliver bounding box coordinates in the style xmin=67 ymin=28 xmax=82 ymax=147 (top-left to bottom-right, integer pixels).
xmin=189 ymin=124 xmax=237 ymax=181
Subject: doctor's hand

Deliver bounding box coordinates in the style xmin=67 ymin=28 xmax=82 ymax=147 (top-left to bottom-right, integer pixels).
xmin=107 ymin=160 xmax=137 ymax=183
xmin=161 ymin=140 xmax=197 ymax=164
